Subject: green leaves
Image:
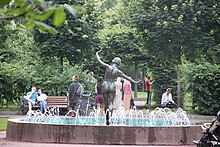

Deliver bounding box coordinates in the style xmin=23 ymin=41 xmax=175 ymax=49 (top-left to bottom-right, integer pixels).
xmin=34 ymin=21 xmax=57 ymax=35
xmin=53 ymin=7 xmax=66 ymax=27
xmin=26 ymin=21 xmax=35 ymax=29
xmin=0 ymin=0 xmax=11 ymax=8
xmin=72 ymin=6 xmax=86 ymax=15
xmin=33 ymin=9 xmax=54 ymax=21
xmin=64 ymin=4 xmax=78 ymax=17
xmin=6 ymin=7 xmax=28 ymax=16
xmin=183 ymin=63 xmax=220 ymax=114
xmin=1 ymin=0 xmax=84 ymax=34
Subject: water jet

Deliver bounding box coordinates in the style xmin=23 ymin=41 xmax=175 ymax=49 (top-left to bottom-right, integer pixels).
xmin=6 ymin=107 xmax=202 ymax=145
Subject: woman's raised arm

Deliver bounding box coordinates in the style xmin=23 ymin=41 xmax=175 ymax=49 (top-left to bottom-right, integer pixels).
xmin=96 ymin=50 xmax=110 ymax=68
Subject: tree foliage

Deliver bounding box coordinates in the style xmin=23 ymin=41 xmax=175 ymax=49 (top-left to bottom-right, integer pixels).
xmin=0 ymin=0 xmax=85 ymax=34
xmin=133 ymin=0 xmax=219 ymax=108
xmin=182 ymin=63 xmax=220 ymax=114
xmin=0 ymin=0 xmax=219 ymax=114
xmin=0 ymin=20 xmax=40 ymax=105
xmin=0 ymin=18 xmax=91 ymax=106
xmin=34 ymin=0 xmax=103 ymax=73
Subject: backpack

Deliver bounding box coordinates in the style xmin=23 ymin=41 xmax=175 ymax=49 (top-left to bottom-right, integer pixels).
xmin=75 ymin=83 xmax=84 ymax=97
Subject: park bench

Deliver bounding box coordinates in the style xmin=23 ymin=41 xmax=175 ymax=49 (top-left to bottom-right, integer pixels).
xmin=133 ymin=98 xmax=146 ymax=109
xmin=43 ymin=96 xmax=68 ymax=109
xmin=18 ymin=96 xmax=68 ymax=114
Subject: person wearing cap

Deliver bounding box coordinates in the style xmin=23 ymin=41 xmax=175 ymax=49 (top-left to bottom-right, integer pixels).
xmin=160 ymin=88 xmax=177 ymax=108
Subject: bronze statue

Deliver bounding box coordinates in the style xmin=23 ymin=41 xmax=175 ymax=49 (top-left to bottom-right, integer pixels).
xmin=96 ymin=50 xmax=139 ymax=125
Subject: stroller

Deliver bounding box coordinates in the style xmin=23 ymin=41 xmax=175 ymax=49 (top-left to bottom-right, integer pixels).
xmin=194 ymin=111 xmax=220 ymax=147
xmin=17 ymin=96 xmax=28 ymax=115
xmin=130 ymin=98 xmax=135 ymax=109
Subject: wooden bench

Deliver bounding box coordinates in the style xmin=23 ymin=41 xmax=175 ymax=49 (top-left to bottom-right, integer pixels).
xmin=18 ymin=96 xmax=68 ymax=114
xmin=45 ymin=96 xmax=68 ymax=108
xmin=32 ymin=96 xmax=68 ymax=109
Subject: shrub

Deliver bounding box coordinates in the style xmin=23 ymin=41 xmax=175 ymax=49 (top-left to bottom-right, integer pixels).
xmin=185 ymin=63 xmax=220 ymax=114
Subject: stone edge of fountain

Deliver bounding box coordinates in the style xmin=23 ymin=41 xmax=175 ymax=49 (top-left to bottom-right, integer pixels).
xmin=6 ymin=118 xmax=203 ymax=145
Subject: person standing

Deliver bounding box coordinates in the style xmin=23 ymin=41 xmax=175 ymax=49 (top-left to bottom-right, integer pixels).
xmin=87 ymin=71 xmax=97 ymax=83
xmin=145 ymin=75 xmax=154 ymax=108
xmin=95 ymin=77 xmax=105 ymax=115
xmin=37 ymin=88 xmax=47 ymax=113
xmin=113 ymin=77 xmax=122 ymax=110
xmin=121 ymin=78 xmax=125 ymax=101
xmin=123 ymin=78 xmax=133 ymax=110
xmin=67 ymin=75 xmax=84 ymax=117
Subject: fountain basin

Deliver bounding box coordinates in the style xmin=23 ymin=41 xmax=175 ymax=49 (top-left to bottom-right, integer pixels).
xmin=6 ymin=118 xmax=202 ymax=145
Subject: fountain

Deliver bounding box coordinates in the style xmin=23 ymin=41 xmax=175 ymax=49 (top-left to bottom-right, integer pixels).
xmin=6 ymin=107 xmax=202 ymax=145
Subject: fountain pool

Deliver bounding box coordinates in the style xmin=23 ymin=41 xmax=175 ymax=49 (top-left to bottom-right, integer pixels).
xmin=6 ymin=107 xmax=202 ymax=145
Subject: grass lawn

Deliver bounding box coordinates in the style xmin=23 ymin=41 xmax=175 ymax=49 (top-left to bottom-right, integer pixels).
xmin=0 ymin=91 xmax=196 ymax=115
xmin=133 ymin=91 xmax=197 ymax=114
xmin=0 ymin=117 xmax=8 ymax=131
xmin=0 ymin=105 xmax=18 ymax=111
xmin=133 ymin=91 xmax=146 ymax=98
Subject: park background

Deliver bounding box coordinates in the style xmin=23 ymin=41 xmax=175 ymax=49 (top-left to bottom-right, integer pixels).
xmin=0 ymin=0 xmax=219 ymax=116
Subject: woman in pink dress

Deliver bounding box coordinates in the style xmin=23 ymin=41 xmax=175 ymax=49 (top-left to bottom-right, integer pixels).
xmin=123 ymin=79 xmax=132 ymax=110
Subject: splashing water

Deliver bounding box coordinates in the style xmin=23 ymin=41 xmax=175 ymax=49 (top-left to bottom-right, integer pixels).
xmin=20 ymin=107 xmax=191 ymax=126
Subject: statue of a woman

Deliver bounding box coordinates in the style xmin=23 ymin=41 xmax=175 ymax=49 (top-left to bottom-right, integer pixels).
xmin=96 ymin=50 xmax=139 ymax=125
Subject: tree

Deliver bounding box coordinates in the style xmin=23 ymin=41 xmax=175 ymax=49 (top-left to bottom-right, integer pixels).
xmin=182 ymin=63 xmax=220 ymax=114
xmin=0 ymin=0 xmax=83 ymax=34
xmin=0 ymin=20 xmax=41 ymax=105
xmin=0 ymin=0 xmax=100 ymax=106
xmin=134 ymin=0 xmax=220 ymax=106
xmin=34 ymin=0 xmax=103 ymax=72
xmin=94 ymin=0 xmax=146 ymax=96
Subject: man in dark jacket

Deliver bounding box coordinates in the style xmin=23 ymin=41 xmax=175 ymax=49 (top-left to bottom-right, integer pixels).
xmin=67 ymin=75 xmax=83 ymax=117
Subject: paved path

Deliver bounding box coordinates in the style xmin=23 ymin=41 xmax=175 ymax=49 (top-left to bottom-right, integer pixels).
xmin=0 ymin=131 xmax=195 ymax=147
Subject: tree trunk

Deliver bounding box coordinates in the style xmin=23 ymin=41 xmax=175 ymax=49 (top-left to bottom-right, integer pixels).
xmin=134 ymin=60 xmax=138 ymax=98
xmin=60 ymin=54 xmax=64 ymax=73
xmin=177 ymin=65 xmax=181 ymax=107
xmin=176 ymin=47 xmax=182 ymax=107
xmin=142 ymin=69 xmax=145 ymax=92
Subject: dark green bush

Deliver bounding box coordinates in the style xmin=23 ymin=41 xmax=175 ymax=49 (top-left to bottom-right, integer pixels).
xmin=186 ymin=63 xmax=220 ymax=114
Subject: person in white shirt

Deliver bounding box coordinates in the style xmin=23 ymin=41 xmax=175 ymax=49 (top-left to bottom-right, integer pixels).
xmin=161 ymin=88 xmax=177 ymax=108
xmin=37 ymin=88 xmax=47 ymax=113
xmin=113 ymin=77 xmax=123 ymax=110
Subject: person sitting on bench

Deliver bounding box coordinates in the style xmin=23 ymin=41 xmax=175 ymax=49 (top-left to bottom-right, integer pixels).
xmin=24 ymin=85 xmax=38 ymax=111
xmin=37 ymin=88 xmax=47 ymax=113
xmin=19 ymin=85 xmax=38 ymax=113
